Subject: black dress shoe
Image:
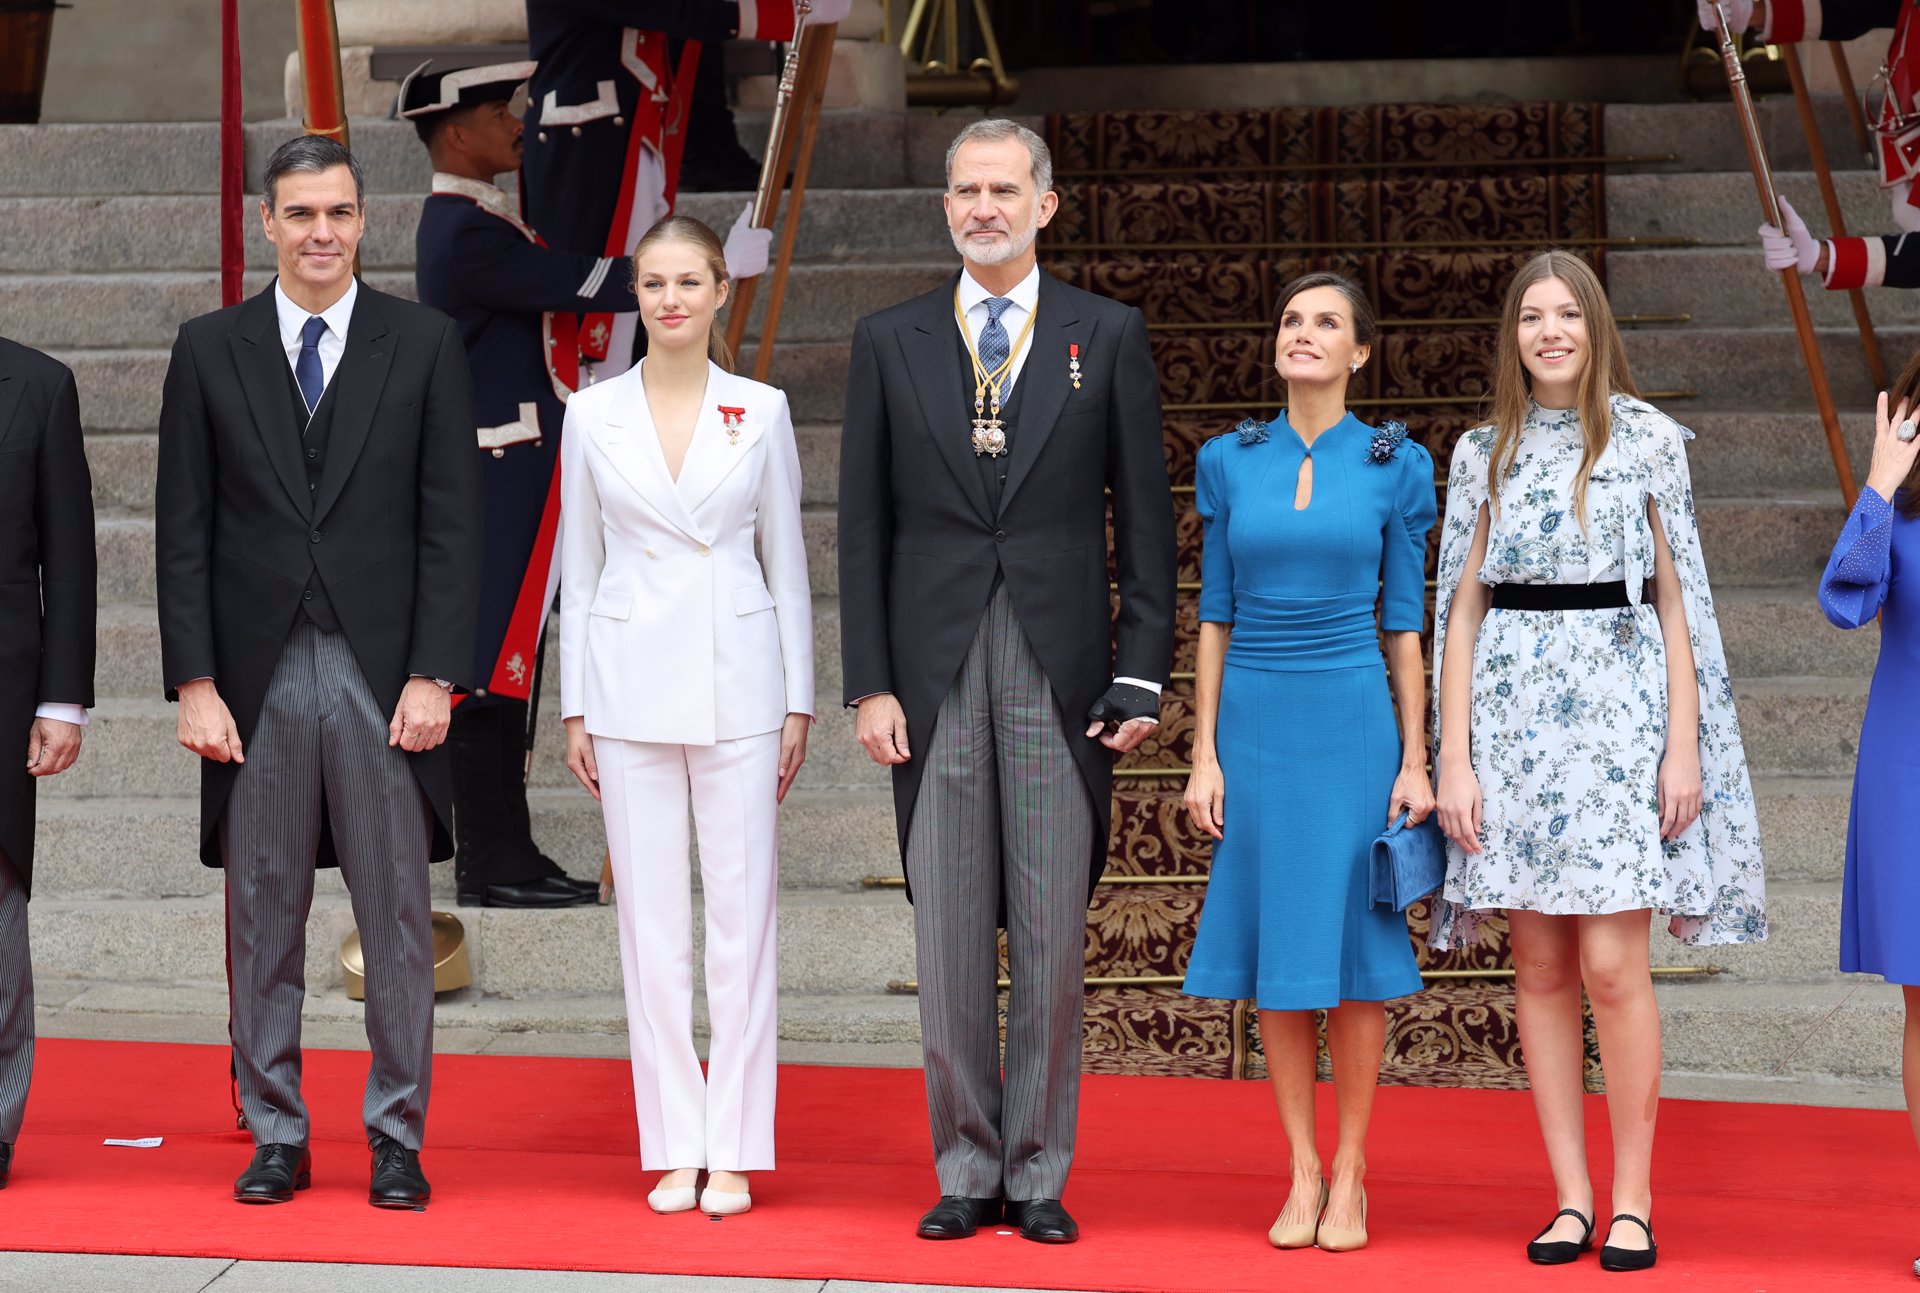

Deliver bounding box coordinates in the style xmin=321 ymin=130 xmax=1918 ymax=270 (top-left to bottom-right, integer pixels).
xmin=1599 ymin=1213 xmax=1657 ymax=1272
xmin=0 ymin=1141 xmax=12 ymax=1188
xmin=368 ymin=1132 xmax=430 ymax=1209
xmin=455 ymin=877 xmax=591 ymax=908
xmin=234 ymin=1143 xmax=311 ymax=1203
xmin=1527 ymin=1207 xmax=1594 ymax=1264
xmin=1008 ymin=1198 xmax=1079 ymax=1244
xmin=916 ymin=1195 xmax=1003 ymax=1239
xmin=541 ymin=871 xmax=600 ymax=900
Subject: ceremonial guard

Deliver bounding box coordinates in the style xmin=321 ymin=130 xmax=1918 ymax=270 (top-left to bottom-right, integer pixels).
xmin=1713 ymin=0 xmax=1920 ymax=287
xmin=521 ymin=0 xmax=849 ymax=381
xmin=402 ymin=62 xmax=629 ymax=907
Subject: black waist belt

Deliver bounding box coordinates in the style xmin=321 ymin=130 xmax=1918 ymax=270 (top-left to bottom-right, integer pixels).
xmin=1490 ymin=580 xmax=1636 ymax=611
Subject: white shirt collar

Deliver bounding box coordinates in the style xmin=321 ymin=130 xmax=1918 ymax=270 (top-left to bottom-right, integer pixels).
xmin=957 ymin=262 xmax=1040 ymax=317
xmin=274 ymin=274 xmax=358 ymax=350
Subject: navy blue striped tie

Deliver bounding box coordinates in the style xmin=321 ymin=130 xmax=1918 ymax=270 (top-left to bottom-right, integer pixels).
xmin=295 ymin=315 xmax=327 ymax=417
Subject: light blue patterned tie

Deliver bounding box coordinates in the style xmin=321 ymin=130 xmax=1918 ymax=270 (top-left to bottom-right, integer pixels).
xmin=295 ymin=314 xmax=327 ymax=417
xmin=978 ymin=296 xmax=1013 ymax=384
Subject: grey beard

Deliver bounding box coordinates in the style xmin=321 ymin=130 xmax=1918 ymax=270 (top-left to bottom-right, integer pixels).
xmin=952 ymin=217 xmax=1038 ymax=267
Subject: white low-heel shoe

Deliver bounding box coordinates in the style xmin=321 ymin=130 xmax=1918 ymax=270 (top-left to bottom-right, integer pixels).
xmin=700 ymin=1187 xmax=752 ymax=1216
xmin=647 ymin=1185 xmax=698 ymax=1214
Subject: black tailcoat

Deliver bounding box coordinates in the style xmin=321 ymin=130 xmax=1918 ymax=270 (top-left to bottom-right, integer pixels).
xmin=155 ymin=284 xmax=483 ymax=868
xmin=838 ymin=271 xmax=1177 ymax=903
xmin=0 ymin=338 xmax=97 ymax=894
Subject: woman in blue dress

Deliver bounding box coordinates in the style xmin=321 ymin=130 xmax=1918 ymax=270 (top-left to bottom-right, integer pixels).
xmin=1818 ymin=376 xmax=1920 ymax=1281
xmin=1182 ymin=272 xmax=1436 ymax=1253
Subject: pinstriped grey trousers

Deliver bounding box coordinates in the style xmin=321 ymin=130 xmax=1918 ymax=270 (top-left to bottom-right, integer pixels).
xmin=0 ymin=850 xmax=30 ymax=1144
xmin=905 ymin=582 xmax=1095 ymax=1202
xmin=220 ymin=622 xmax=436 ymax=1150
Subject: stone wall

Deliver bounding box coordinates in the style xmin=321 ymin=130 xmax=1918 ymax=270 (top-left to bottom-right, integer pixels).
xmin=41 ymin=0 xmax=295 ymax=123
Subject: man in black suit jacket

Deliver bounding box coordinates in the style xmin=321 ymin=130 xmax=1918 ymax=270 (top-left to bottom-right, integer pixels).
xmin=155 ymin=136 xmax=481 ymax=1210
xmin=0 ymin=337 xmax=97 ymax=1189
xmin=839 ymin=120 xmax=1176 ymax=1243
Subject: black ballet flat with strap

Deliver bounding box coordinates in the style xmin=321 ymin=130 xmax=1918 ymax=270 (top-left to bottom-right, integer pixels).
xmin=1526 ymin=1208 xmax=1594 ymax=1265
xmin=1599 ymin=1213 xmax=1658 ymax=1272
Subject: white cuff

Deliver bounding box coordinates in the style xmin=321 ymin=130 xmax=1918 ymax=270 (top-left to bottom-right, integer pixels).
xmin=1112 ymin=676 xmax=1162 ymax=695
xmin=34 ymin=702 xmax=89 ymax=728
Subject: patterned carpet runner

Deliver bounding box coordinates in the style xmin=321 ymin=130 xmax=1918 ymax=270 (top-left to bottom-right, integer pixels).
xmin=1027 ymin=102 xmax=1610 ymax=1087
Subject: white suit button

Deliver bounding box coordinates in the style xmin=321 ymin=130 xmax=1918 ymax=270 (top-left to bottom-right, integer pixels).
xmin=699 ymin=545 xmax=711 ymax=556
xmin=646 ymin=547 xmax=656 ymax=558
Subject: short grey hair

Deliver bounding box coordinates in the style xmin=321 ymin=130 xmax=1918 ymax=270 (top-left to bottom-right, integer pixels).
xmin=262 ymin=135 xmax=365 ymax=212
xmin=944 ymin=118 xmax=1053 ymax=196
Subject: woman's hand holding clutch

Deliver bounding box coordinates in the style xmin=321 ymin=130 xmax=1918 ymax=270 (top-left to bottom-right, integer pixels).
xmin=1388 ymin=764 xmax=1437 ymax=827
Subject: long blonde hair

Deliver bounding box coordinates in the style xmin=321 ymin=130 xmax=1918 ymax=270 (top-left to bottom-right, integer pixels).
xmin=1486 ymin=250 xmax=1638 ymax=528
xmin=629 ymin=214 xmax=735 ymax=372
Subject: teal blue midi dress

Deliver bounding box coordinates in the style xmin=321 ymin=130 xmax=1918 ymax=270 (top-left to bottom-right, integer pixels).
xmin=1181 ymin=411 xmax=1435 ymax=1010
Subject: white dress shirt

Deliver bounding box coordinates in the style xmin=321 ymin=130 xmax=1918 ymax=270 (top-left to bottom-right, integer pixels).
xmin=34 ymin=703 xmax=87 ymax=728
xmin=955 ymin=262 xmax=1040 ymax=395
xmin=274 ymin=275 xmax=357 ymax=397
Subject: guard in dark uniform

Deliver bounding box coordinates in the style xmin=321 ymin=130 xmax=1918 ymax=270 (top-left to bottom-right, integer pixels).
xmin=1736 ymin=0 xmax=1920 ymax=287
xmin=401 ymin=61 xmax=628 ymax=907
xmin=521 ymin=0 xmax=848 ymax=380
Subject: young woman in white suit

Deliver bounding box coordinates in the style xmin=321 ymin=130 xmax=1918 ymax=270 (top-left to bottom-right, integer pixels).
xmin=559 ymin=215 xmax=814 ymax=1217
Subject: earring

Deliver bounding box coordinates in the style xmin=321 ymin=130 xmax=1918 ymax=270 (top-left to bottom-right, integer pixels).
xmin=1349 ymin=361 xmax=1362 ymax=374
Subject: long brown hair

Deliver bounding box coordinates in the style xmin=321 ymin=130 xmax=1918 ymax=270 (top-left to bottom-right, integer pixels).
xmin=629 ymin=214 xmax=735 ymax=372
xmin=1486 ymin=250 xmax=1638 ymax=529
xmin=1890 ymin=345 xmax=1920 ymax=516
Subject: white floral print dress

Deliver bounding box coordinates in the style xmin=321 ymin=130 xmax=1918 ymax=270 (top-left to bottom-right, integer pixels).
xmin=1428 ymin=395 xmax=1766 ymax=947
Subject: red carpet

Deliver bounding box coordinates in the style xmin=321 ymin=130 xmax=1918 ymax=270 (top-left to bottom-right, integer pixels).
xmin=2 ymin=1038 xmax=1912 ymax=1290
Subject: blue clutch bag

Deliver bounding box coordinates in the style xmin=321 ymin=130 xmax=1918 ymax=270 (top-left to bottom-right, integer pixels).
xmin=1369 ymin=811 xmax=1447 ymax=912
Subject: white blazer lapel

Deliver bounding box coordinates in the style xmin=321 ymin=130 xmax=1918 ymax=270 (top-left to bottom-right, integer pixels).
xmin=590 ymin=366 xmax=707 ymax=543
xmin=675 ymin=364 xmax=765 ymax=515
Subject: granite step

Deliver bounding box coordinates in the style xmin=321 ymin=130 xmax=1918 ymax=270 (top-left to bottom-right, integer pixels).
xmin=26 ymin=774 xmax=1850 ymax=902
xmin=81 ymin=423 xmax=846 ymax=515
xmin=1657 ymin=977 xmax=1905 ymax=1084
xmin=30 ymin=974 xmax=1907 ymax=1089
xmin=3 ymin=265 xmax=958 ymax=352
xmin=39 ymin=696 xmax=882 ymax=802
xmin=84 ymin=506 xmax=840 ymax=605
xmin=0 ymin=113 xmax=952 ymax=198
xmin=1610 ymin=245 xmax=1920 ymax=331
xmin=1607 ymin=169 xmax=1902 ymax=248
xmin=36 ymin=978 xmax=928 ymax=1057
xmin=30 ymin=786 xmax=898 ymax=900
xmin=12 ymin=874 xmax=1852 ymax=1001
xmin=21 ymin=886 xmax=915 ymax=996
xmin=0 ymin=188 xmax=952 ymax=277
xmin=75 ymin=488 xmax=1846 ymax=610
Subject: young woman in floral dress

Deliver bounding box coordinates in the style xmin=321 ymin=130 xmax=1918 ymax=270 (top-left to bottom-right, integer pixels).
xmin=1431 ymin=251 xmax=1765 ymax=1273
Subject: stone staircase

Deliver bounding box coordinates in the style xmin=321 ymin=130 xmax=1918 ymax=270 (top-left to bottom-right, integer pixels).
xmin=0 ymin=97 xmax=1907 ymax=1091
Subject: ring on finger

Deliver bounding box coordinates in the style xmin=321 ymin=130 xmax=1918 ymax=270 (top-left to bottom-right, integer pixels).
xmin=1899 ymin=418 xmax=1918 ymax=442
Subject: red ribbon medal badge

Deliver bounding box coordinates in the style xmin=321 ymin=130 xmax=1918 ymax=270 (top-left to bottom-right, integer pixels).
xmin=1069 ymin=343 xmax=1082 ymax=390
xmin=718 ymin=405 xmax=746 ymax=445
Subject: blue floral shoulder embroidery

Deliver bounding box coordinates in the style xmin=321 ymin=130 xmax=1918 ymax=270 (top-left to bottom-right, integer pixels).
xmin=1234 ymin=417 xmax=1268 ymax=446
xmin=1365 ymin=419 xmax=1408 ymax=465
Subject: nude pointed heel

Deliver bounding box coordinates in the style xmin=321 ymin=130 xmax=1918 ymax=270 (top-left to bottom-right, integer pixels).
xmin=1268 ymin=1179 xmax=1327 ymax=1249
xmin=1315 ymin=1188 xmax=1368 ymax=1252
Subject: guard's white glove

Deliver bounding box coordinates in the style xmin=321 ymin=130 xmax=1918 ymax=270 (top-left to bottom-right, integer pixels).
xmin=723 ymin=203 xmax=773 ymax=281
xmin=1696 ymin=0 xmax=1754 ymax=33
xmin=802 ymin=0 xmax=854 ymax=24
xmin=1759 ymin=195 xmax=1820 ymax=274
